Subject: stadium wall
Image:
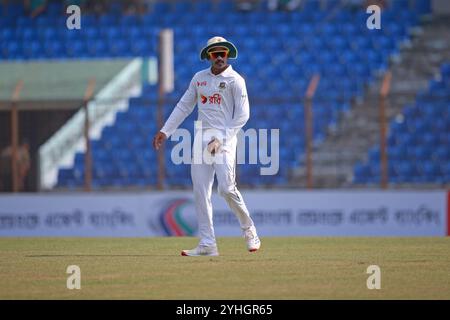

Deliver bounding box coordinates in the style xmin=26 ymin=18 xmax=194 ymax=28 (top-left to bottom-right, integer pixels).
xmin=448 ymin=191 xmax=450 ymax=236
xmin=0 ymin=190 xmax=448 ymax=237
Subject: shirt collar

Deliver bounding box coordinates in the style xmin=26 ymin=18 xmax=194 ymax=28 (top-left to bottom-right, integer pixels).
xmin=209 ymin=65 xmax=233 ymax=77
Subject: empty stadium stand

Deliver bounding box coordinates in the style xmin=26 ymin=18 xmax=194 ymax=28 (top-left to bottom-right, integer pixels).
xmin=0 ymin=0 xmax=438 ymax=189
xmin=353 ymin=62 xmax=450 ymax=185
xmin=290 ymin=6 xmax=450 ymax=188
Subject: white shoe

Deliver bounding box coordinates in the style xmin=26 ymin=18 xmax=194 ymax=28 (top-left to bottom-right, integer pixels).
xmin=243 ymin=226 xmax=261 ymax=252
xmin=181 ymin=245 xmax=219 ymax=256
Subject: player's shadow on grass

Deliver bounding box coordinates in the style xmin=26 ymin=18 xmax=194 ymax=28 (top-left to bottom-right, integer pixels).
xmin=25 ymin=254 xmax=171 ymax=257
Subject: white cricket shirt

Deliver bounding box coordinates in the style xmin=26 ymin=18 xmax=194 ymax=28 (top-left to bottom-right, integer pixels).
xmin=160 ymin=65 xmax=250 ymax=146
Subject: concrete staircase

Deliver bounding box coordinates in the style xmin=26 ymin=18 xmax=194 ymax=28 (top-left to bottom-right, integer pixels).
xmin=290 ymin=15 xmax=450 ymax=188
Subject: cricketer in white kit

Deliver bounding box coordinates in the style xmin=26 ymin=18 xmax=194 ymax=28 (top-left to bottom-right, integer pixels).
xmin=152 ymin=36 xmax=261 ymax=256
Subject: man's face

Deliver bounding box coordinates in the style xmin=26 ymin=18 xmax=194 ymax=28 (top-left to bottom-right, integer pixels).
xmin=208 ymin=47 xmax=229 ymax=69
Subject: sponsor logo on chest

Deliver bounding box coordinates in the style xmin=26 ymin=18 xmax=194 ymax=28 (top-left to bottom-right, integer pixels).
xmin=200 ymin=93 xmax=221 ymax=105
xmin=198 ymin=79 xmax=229 ymax=105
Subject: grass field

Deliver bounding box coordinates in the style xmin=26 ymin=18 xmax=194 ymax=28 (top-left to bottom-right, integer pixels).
xmin=0 ymin=237 xmax=449 ymax=299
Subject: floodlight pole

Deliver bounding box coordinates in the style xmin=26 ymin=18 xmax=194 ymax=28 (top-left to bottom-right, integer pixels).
xmin=157 ymin=79 xmax=165 ymax=191
xmin=83 ymin=78 xmax=96 ymax=192
xmin=304 ymin=74 xmax=320 ymax=189
xmin=157 ymin=29 xmax=174 ymax=190
xmin=157 ymin=33 xmax=166 ymax=191
xmin=10 ymin=80 xmax=24 ymax=193
xmin=379 ymin=71 xmax=391 ymax=189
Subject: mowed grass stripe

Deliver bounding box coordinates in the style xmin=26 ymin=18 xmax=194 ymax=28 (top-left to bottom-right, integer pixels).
xmin=0 ymin=237 xmax=448 ymax=299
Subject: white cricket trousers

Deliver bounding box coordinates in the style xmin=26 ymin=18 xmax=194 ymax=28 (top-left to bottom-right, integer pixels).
xmin=191 ymin=138 xmax=255 ymax=247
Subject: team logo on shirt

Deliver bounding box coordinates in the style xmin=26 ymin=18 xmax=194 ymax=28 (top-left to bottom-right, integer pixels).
xmin=200 ymin=93 xmax=221 ymax=105
xmin=219 ymin=82 xmax=226 ymax=89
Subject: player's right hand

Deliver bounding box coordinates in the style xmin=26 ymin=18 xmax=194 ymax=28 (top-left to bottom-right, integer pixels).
xmin=207 ymin=137 xmax=221 ymax=155
xmin=152 ymin=131 xmax=167 ymax=150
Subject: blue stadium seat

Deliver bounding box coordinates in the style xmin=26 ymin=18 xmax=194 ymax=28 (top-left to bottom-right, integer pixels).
xmin=34 ymin=0 xmax=430 ymax=188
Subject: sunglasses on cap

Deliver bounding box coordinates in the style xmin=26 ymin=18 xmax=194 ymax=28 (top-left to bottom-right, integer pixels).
xmin=207 ymin=49 xmax=229 ymax=59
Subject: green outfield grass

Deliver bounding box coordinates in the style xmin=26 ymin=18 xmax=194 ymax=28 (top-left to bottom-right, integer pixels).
xmin=0 ymin=237 xmax=448 ymax=299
